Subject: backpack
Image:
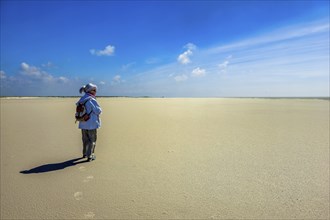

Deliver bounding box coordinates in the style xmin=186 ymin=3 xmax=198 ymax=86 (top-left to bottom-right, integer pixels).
xmin=75 ymin=99 xmax=92 ymax=123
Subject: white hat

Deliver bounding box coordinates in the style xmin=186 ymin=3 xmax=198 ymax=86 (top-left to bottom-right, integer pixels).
xmin=79 ymin=83 xmax=97 ymax=93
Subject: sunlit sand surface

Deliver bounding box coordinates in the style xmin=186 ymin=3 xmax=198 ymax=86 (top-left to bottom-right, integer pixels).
xmin=1 ymin=98 xmax=329 ymax=219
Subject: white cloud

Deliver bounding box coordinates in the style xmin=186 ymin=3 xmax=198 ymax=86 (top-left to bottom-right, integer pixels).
xmin=184 ymin=43 xmax=197 ymax=51
xmin=178 ymin=50 xmax=193 ymax=64
xmin=111 ymin=75 xmax=124 ymax=85
xmin=21 ymin=62 xmax=53 ymax=81
xmin=0 ymin=70 xmax=6 ymax=79
xmin=146 ymin=57 xmax=161 ymax=64
xmin=122 ymin=62 xmax=136 ymax=70
xmin=174 ymin=74 xmax=188 ymax=82
xmin=21 ymin=62 xmax=42 ymax=77
xmin=90 ymin=44 xmax=115 ymax=56
xmin=113 ymin=75 xmax=121 ymax=82
xmin=20 ymin=62 xmax=69 ymax=83
xmin=99 ymin=81 xmax=106 ymax=85
xmin=177 ymin=43 xmax=197 ymax=64
xmin=218 ymin=55 xmax=232 ymax=74
xmin=191 ymin=67 xmax=206 ymax=77
xmin=218 ymin=61 xmax=229 ymax=69
xmin=58 ymin=76 xmax=69 ymax=83
xmin=41 ymin=61 xmax=55 ymax=68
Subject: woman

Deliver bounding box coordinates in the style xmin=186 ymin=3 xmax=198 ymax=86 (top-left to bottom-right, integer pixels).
xmin=77 ymin=83 xmax=102 ymax=162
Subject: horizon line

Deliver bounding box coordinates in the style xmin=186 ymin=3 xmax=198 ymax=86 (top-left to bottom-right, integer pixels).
xmin=1 ymin=96 xmax=329 ymax=100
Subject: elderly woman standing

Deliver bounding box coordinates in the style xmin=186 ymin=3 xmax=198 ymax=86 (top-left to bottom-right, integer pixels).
xmin=77 ymin=83 xmax=102 ymax=162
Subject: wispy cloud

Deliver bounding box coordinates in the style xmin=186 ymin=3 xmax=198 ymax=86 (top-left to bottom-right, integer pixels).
xmin=0 ymin=70 xmax=6 ymax=79
xmin=218 ymin=55 xmax=232 ymax=74
xmin=41 ymin=61 xmax=55 ymax=68
xmin=184 ymin=43 xmax=197 ymax=51
xmin=90 ymin=44 xmax=115 ymax=56
xmin=191 ymin=67 xmax=206 ymax=77
xmin=174 ymin=74 xmax=188 ymax=82
xmin=58 ymin=76 xmax=69 ymax=83
xmin=146 ymin=57 xmax=161 ymax=64
xmin=129 ymin=19 xmax=329 ymax=97
xmin=111 ymin=75 xmax=124 ymax=85
xmin=207 ymin=20 xmax=329 ymax=55
xmin=122 ymin=62 xmax=136 ymax=71
xmin=218 ymin=61 xmax=229 ymax=69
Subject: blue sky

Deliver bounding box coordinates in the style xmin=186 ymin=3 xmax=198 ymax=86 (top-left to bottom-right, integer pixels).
xmin=1 ymin=1 xmax=329 ymax=97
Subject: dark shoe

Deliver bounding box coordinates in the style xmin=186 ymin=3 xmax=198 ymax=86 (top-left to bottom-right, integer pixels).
xmin=88 ymin=155 xmax=96 ymax=162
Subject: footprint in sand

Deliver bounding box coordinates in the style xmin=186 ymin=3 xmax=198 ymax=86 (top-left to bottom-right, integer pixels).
xmin=79 ymin=166 xmax=86 ymax=172
xmin=83 ymin=175 xmax=94 ymax=183
xmin=84 ymin=211 xmax=95 ymax=219
xmin=74 ymin=192 xmax=83 ymax=200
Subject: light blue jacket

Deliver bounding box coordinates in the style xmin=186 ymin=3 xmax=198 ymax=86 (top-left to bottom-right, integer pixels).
xmin=77 ymin=93 xmax=102 ymax=130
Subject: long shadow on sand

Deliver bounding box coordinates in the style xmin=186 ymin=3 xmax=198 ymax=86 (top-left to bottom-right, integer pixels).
xmin=20 ymin=157 xmax=88 ymax=174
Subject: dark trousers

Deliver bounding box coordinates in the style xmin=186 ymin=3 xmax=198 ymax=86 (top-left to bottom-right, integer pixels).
xmin=81 ymin=129 xmax=97 ymax=157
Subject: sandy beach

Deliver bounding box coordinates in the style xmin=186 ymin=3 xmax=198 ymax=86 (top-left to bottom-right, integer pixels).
xmin=0 ymin=98 xmax=329 ymax=219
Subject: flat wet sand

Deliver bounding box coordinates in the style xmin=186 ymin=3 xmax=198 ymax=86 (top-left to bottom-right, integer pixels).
xmin=1 ymin=98 xmax=329 ymax=219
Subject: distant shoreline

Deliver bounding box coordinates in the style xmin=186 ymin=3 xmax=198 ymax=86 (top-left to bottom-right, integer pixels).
xmin=1 ymin=96 xmax=329 ymax=100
